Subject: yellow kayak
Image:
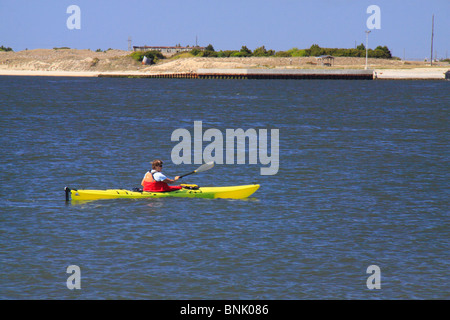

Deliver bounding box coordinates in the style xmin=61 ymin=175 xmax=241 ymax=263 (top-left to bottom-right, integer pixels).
xmin=65 ymin=184 xmax=260 ymax=201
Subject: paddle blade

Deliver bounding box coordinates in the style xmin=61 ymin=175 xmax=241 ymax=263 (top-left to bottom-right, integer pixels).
xmin=195 ymin=161 xmax=215 ymax=173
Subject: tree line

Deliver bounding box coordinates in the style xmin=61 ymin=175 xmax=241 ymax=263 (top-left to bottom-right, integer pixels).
xmin=0 ymin=45 xmax=13 ymax=52
xmin=191 ymin=44 xmax=393 ymax=59
xmin=1 ymin=43 xmax=393 ymax=59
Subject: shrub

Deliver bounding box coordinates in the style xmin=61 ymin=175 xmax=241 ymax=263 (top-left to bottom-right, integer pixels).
xmin=202 ymin=44 xmax=217 ymax=57
xmin=216 ymin=50 xmax=239 ymax=57
xmin=288 ymin=48 xmax=308 ymax=57
xmin=233 ymin=51 xmax=250 ymax=57
xmin=275 ymin=51 xmax=291 ymax=57
xmin=0 ymin=45 xmax=13 ymax=52
xmin=374 ymin=45 xmax=392 ymax=59
xmin=90 ymin=58 xmax=99 ymax=67
xmin=253 ymin=46 xmax=275 ymax=57
xmin=240 ymin=46 xmax=252 ymax=56
xmin=129 ymin=50 xmax=165 ymax=64
xmin=309 ymin=44 xmax=325 ymax=56
xmin=190 ymin=48 xmax=201 ymax=56
xmin=202 ymin=50 xmax=218 ymax=57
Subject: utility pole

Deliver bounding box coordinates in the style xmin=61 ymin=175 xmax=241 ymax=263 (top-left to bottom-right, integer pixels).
xmin=430 ymin=14 xmax=434 ymax=66
xmin=365 ymin=30 xmax=371 ymax=70
xmin=128 ymin=36 xmax=132 ymax=51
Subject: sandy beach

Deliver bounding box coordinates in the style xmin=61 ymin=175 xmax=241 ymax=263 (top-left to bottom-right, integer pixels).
xmin=374 ymin=68 xmax=449 ymax=80
xmin=1 ymin=49 xmax=448 ymax=79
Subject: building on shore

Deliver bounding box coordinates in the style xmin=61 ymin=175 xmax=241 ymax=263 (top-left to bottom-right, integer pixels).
xmin=315 ymin=55 xmax=335 ymax=66
xmin=132 ymin=45 xmax=205 ymax=57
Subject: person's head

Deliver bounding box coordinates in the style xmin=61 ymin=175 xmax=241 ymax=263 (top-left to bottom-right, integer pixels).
xmin=151 ymin=159 xmax=163 ymax=171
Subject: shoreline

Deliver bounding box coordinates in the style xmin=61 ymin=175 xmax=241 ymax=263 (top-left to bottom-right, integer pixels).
xmin=1 ymin=49 xmax=448 ymax=80
xmin=0 ymin=68 xmax=448 ymax=80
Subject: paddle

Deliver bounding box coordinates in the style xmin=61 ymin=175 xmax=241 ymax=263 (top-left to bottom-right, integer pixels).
xmin=178 ymin=161 xmax=214 ymax=179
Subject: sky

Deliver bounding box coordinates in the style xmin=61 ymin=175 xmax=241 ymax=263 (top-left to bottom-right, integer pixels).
xmin=0 ymin=0 xmax=449 ymax=60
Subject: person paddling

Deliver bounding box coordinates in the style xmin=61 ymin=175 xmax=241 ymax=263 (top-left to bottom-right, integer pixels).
xmin=141 ymin=159 xmax=182 ymax=192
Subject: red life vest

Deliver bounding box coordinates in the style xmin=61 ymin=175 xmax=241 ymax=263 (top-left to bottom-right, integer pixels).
xmin=142 ymin=171 xmax=182 ymax=192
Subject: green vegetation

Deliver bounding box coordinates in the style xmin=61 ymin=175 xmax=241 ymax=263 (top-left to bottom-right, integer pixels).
xmin=0 ymin=45 xmax=13 ymax=52
xmin=129 ymin=50 xmax=166 ymax=64
xmin=95 ymin=48 xmax=114 ymax=53
xmin=190 ymin=48 xmax=202 ymax=56
xmin=304 ymin=44 xmax=393 ymax=58
xmin=170 ymin=51 xmax=196 ymax=59
xmin=253 ymin=46 xmax=275 ymax=57
xmin=189 ymin=44 xmax=393 ymax=59
xmin=90 ymin=58 xmax=99 ymax=67
xmin=201 ymin=44 xmax=217 ymax=57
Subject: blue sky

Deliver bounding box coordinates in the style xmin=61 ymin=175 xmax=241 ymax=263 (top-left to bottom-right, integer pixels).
xmin=1 ymin=0 xmax=449 ymax=60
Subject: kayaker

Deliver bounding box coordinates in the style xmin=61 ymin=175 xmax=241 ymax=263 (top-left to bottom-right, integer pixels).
xmin=141 ymin=159 xmax=182 ymax=192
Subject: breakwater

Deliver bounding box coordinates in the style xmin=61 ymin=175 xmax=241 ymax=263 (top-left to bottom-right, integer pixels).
xmin=98 ymin=68 xmax=375 ymax=80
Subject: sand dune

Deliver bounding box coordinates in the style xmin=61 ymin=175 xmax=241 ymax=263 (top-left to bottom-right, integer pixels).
xmin=1 ymin=49 xmax=448 ymax=79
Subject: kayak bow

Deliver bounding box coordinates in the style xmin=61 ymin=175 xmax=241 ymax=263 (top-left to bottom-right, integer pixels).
xmin=65 ymin=184 xmax=259 ymax=201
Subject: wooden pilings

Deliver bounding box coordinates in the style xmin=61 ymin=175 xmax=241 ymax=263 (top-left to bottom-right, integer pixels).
xmin=98 ymin=73 xmax=198 ymax=79
xmin=196 ymin=73 xmax=373 ymax=80
xmin=98 ymin=69 xmax=375 ymax=80
xmin=196 ymin=69 xmax=375 ymax=80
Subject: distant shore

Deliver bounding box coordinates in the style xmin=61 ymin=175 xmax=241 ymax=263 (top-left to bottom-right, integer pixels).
xmin=1 ymin=49 xmax=448 ymax=80
xmin=1 ymin=68 xmax=448 ymax=80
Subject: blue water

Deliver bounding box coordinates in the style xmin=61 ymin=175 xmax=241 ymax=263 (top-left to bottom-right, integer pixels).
xmin=0 ymin=76 xmax=449 ymax=299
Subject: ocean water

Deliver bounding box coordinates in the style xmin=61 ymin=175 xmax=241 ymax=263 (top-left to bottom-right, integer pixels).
xmin=0 ymin=76 xmax=448 ymax=299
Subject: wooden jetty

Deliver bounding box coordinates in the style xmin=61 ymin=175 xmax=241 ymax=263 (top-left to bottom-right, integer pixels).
xmin=196 ymin=69 xmax=374 ymax=80
xmin=98 ymin=72 xmax=198 ymax=79
xmin=98 ymin=69 xmax=374 ymax=80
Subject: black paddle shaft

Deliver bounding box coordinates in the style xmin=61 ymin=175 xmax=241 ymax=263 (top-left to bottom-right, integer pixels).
xmin=178 ymin=171 xmax=195 ymax=179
